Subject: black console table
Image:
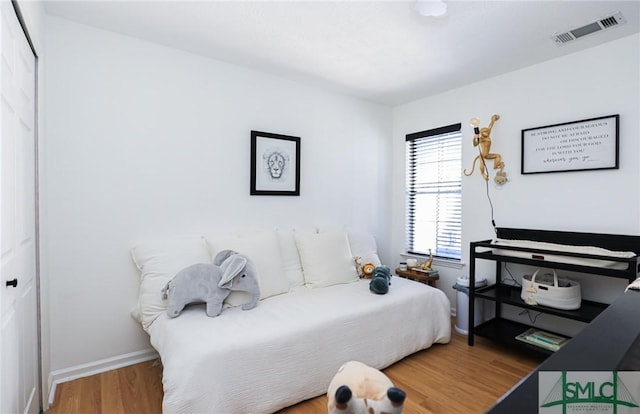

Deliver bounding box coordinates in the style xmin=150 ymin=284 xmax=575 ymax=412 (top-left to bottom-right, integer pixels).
xmin=487 ymin=290 xmax=640 ymax=413
xmin=468 ymin=228 xmax=640 ymax=354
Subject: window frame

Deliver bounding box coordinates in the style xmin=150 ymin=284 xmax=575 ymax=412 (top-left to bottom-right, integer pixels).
xmin=405 ymin=123 xmax=462 ymax=261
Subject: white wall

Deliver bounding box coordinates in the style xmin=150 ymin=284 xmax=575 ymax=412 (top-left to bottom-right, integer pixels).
xmin=43 ymin=16 xmax=392 ymax=374
xmin=391 ymin=34 xmax=640 ymax=313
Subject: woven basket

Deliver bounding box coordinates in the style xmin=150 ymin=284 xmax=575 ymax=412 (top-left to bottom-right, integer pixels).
xmin=521 ymin=269 xmax=581 ymax=310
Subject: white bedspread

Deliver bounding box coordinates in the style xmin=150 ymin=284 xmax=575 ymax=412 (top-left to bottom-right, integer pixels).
xmin=149 ymin=277 xmax=451 ymax=413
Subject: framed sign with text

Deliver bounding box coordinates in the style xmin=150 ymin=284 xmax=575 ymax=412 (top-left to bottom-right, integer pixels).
xmin=521 ymin=114 xmax=619 ymax=175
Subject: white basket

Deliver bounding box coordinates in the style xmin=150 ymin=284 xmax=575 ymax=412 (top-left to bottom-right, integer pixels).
xmin=521 ymin=269 xmax=581 ymax=310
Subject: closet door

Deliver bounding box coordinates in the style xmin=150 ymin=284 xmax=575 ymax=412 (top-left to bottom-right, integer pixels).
xmin=0 ymin=2 xmax=38 ymax=414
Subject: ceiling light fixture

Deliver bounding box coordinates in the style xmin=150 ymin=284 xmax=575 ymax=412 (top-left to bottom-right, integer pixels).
xmin=414 ymin=0 xmax=447 ymax=17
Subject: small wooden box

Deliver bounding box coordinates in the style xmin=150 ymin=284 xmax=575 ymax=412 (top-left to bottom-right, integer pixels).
xmin=395 ymin=268 xmax=439 ymax=287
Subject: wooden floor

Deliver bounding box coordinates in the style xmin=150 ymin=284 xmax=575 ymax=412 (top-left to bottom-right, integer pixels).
xmin=47 ymin=323 xmax=543 ymax=414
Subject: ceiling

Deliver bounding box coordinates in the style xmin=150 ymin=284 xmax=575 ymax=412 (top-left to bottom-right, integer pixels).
xmin=43 ymin=1 xmax=640 ymax=106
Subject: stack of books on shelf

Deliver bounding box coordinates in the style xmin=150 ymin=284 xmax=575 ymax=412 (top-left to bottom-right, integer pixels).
xmin=515 ymin=328 xmax=569 ymax=352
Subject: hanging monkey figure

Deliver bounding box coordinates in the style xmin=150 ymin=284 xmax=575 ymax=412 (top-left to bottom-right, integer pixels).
xmin=464 ymin=114 xmax=506 ymax=184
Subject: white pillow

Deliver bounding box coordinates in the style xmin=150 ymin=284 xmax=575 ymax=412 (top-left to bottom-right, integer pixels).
xmin=317 ymin=225 xmax=383 ymax=267
xmin=295 ymin=229 xmax=360 ymax=288
xmin=131 ymin=236 xmax=210 ymax=330
xmin=348 ymin=231 xmax=382 ymax=267
xmin=277 ymin=228 xmax=305 ymax=290
xmin=207 ymin=230 xmax=290 ymax=303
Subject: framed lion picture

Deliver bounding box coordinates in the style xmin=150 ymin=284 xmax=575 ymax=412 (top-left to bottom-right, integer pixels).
xmin=250 ymin=130 xmax=301 ymax=196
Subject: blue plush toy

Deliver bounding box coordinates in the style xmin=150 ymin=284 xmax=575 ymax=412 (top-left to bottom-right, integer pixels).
xmin=369 ymin=265 xmax=391 ymax=295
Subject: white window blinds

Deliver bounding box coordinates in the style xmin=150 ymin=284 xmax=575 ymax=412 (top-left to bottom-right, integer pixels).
xmin=406 ymin=123 xmax=462 ymax=260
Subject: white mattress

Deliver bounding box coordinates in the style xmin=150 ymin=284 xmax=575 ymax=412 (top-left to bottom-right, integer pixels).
xmin=148 ymin=277 xmax=451 ymax=413
xmin=491 ymin=238 xmax=636 ymax=270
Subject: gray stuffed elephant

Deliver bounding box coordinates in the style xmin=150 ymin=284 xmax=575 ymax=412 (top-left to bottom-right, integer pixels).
xmin=161 ymin=249 xmax=261 ymax=318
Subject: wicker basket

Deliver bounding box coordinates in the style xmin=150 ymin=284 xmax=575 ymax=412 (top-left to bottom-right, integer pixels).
xmin=521 ymin=269 xmax=581 ymax=310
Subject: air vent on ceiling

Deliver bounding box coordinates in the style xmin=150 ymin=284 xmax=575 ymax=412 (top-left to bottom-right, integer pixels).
xmin=551 ymin=11 xmax=626 ymax=45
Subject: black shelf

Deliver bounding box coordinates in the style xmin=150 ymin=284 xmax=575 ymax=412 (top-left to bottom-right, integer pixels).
xmin=467 ymin=228 xmax=640 ymax=354
xmin=474 ymin=318 xmax=556 ymax=356
xmin=487 ymin=291 xmax=640 ymax=413
xmin=475 ymin=284 xmax=607 ymax=323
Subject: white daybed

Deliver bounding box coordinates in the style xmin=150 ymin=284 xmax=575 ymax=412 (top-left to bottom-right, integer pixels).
xmin=131 ymin=228 xmax=451 ymax=413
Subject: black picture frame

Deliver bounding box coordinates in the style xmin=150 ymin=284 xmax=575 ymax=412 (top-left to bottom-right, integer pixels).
xmin=521 ymin=114 xmax=619 ymax=175
xmin=250 ymin=130 xmax=301 ymax=196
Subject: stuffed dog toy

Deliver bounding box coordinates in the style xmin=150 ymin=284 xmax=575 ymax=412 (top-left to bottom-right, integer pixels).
xmin=327 ymin=361 xmax=406 ymax=414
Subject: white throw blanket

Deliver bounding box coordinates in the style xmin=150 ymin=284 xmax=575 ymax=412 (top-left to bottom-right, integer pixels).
xmin=149 ymin=277 xmax=451 ymax=413
xmin=626 ymin=278 xmax=640 ymax=292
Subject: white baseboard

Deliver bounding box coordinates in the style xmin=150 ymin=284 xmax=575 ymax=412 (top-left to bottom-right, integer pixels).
xmin=47 ymin=348 xmax=159 ymax=406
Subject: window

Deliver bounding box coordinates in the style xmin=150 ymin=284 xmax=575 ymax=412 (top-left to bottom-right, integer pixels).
xmin=406 ymin=123 xmax=462 ymax=260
